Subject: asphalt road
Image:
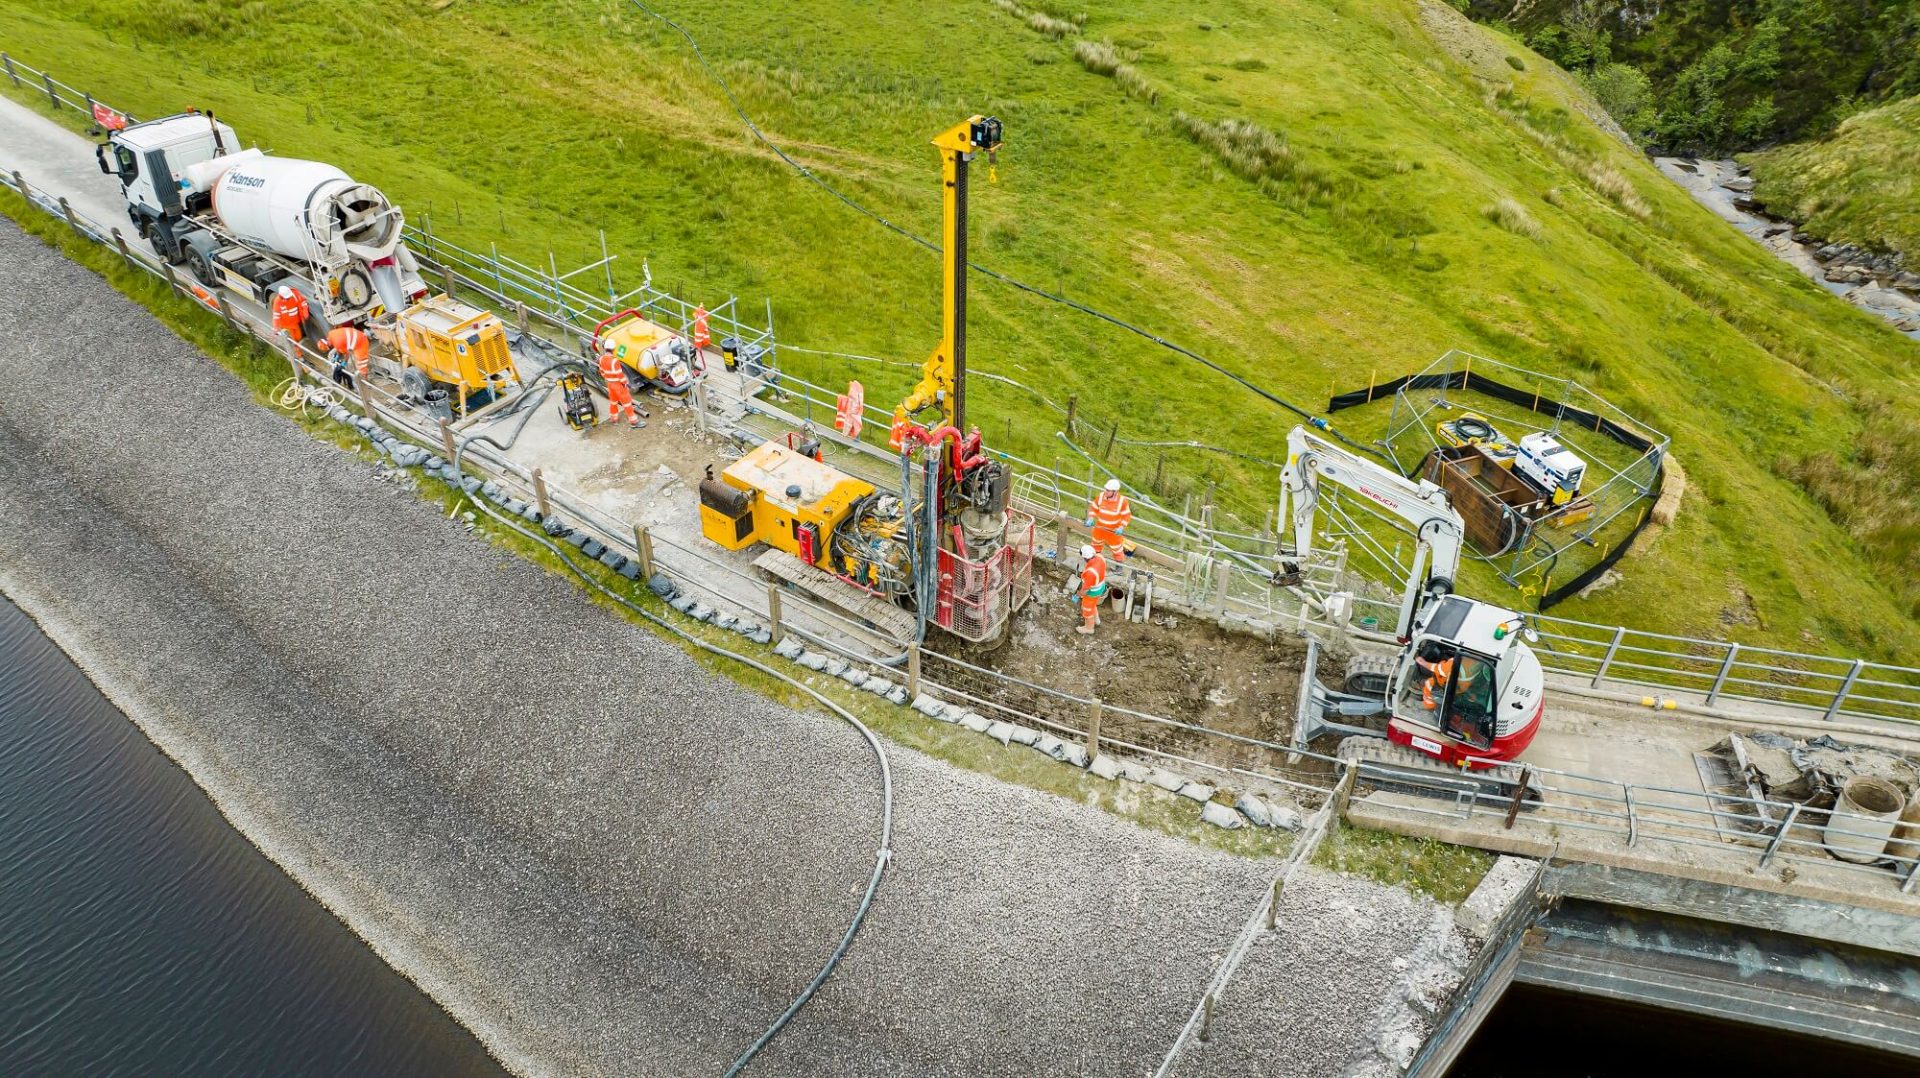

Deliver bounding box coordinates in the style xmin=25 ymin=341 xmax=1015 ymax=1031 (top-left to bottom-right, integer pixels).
xmin=0 ymin=211 xmax=1297 ymax=1074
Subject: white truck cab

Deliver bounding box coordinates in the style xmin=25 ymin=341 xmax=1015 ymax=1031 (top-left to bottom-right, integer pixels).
xmin=98 ymin=112 xmax=238 ymax=227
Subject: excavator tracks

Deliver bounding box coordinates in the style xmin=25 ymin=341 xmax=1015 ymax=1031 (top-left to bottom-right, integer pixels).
xmin=1337 ymin=736 xmax=1543 ymax=807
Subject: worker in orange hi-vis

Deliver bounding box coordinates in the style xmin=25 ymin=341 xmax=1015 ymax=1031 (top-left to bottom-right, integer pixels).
xmin=692 ymin=306 xmax=711 ymax=352
xmin=270 ymin=285 xmax=309 ymax=342
xmin=321 ymin=324 xmax=371 ymax=388
xmin=1067 ymin=543 xmax=1108 ymax=635
xmin=1415 ymin=643 xmax=1455 ymax=710
xmin=1086 ymin=477 xmax=1133 ymax=566
xmin=598 ymin=349 xmax=643 ymax=429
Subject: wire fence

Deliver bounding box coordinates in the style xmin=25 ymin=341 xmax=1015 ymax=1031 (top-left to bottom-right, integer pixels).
xmin=1379 ymin=349 xmax=1667 ymax=587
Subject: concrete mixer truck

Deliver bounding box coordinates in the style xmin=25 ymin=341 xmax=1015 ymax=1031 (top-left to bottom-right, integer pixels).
xmin=96 ymin=110 xmax=428 ymax=339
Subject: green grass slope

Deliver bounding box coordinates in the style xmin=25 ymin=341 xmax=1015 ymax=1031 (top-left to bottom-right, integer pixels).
xmin=1746 ymin=95 xmax=1920 ymax=262
xmin=2 ymin=0 xmax=1916 ymax=660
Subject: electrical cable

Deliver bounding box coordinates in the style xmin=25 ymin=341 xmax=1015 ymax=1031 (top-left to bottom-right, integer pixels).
xmin=622 ymin=0 xmax=1386 ymax=461
xmin=447 ymin=402 xmax=894 ymax=1078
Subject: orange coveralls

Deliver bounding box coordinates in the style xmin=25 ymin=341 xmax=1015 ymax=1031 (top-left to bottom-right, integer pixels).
xmin=1088 ymin=489 xmax=1133 ymax=563
xmin=271 ymin=290 xmax=310 ymax=339
xmin=599 ymin=352 xmax=640 ymax=427
xmin=323 ymin=325 xmax=371 ymax=384
xmin=1078 ymin=551 xmax=1109 ymax=624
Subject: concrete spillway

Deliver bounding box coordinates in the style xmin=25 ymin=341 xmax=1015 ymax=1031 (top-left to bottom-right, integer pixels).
xmin=1415 ymin=863 xmax=1920 ymax=1076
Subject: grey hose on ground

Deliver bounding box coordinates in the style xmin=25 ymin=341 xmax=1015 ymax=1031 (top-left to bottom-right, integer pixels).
xmin=447 ymin=424 xmax=895 ymax=1077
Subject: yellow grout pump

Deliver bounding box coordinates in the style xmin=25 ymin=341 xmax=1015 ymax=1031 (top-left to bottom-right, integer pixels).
xmin=393 ymin=293 xmax=519 ymax=413
xmin=699 ymin=442 xmax=914 ymax=597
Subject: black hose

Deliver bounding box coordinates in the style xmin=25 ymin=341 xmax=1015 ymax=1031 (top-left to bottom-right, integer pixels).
xmin=446 ymin=423 xmax=895 ymax=1077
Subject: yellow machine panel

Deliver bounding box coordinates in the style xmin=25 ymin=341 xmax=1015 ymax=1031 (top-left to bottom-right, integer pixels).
xmin=397 ymin=293 xmax=518 ymax=399
xmin=699 ymin=442 xmax=875 ymax=567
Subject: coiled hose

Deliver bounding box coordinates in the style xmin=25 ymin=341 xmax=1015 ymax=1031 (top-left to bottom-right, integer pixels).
xmin=447 ymin=426 xmax=895 ymax=1076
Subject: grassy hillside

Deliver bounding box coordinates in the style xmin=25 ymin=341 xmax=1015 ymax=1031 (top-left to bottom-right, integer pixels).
xmin=1745 ymin=96 xmax=1920 ymax=262
xmin=2 ymin=0 xmax=1917 ymax=660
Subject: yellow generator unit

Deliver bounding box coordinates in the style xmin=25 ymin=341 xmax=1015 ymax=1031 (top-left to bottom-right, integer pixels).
xmin=395 ymin=293 xmax=519 ymax=410
xmin=700 ymin=442 xmax=914 ymax=596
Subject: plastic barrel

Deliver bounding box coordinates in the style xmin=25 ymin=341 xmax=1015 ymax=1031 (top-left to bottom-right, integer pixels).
xmin=1823 ymin=776 xmax=1905 ymax=864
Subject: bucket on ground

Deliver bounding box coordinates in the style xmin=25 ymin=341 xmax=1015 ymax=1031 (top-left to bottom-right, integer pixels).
xmin=424 ymin=388 xmax=453 ymax=424
xmin=1822 ymin=776 xmax=1905 ymax=864
xmin=1883 ymin=787 xmax=1920 ymax=863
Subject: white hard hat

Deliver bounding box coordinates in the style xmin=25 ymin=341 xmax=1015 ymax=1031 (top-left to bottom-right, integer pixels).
xmin=277 ymin=285 xmax=294 ymax=298
xmin=1080 ymin=544 xmax=1096 ymax=560
xmin=1104 ymin=478 xmax=1122 ymax=493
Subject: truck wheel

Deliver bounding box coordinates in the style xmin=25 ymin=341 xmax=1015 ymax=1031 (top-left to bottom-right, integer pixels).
xmin=187 ymin=248 xmax=216 ymax=288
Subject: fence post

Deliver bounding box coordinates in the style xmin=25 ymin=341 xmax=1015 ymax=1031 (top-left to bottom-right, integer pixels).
xmin=1198 ymin=992 xmax=1215 ymax=1042
xmin=441 ymin=263 xmax=457 ymax=296
xmin=532 ymin=467 xmax=552 ymax=519
xmin=766 ymin=583 xmax=784 ymax=645
xmin=1333 ymin=760 xmax=1358 ymax=818
xmin=1086 ymin=699 xmax=1103 ymax=760
xmin=57 ymin=196 xmax=81 ymax=236
xmin=42 ymin=70 xmax=58 ymax=108
xmin=357 ymin=371 xmax=382 ymax=432
xmin=516 ymin=301 xmax=530 ymax=338
xmin=216 ymin=291 xmax=239 ymax=332
xmin=111 ymin=226 xmax=134 ymax=269
xmin=1053 ymin=513 xmax=1071 ymax=562
xmin=1757 ymin=802 xmax=1801 ymax=869
xmin=161 ymin=260 xmax=182 ymax=298
xmin=907 ymin=642 xmax=921 ymax=698
xmin=1705 ymin=643 xmax=1739 ymax=707
xmin=632 ymin=523 xmax=655 ymax=582
xmin=10 ymin=169 xmax=25 ymax=197
xmin=431 ymin=418 xmax=454 ymax=463
xmin=1210 ymin=558 xmax=1230 ymax=614
xmin=1264 ymin=874 xmax=1284 ymax=930
xmin=282 ymin=335 xmax=303 ymax=383
xmin=1503 ymin=768 xmax=1532 ymax=830
xmin=2 ymin=53 xmax=17 ymax=87
xmin=1591 ymin=626 xmax=1625 ymax=687
xmin=1064 ymin=393 xmax=1077 ymax=438
xmin=692 ymin=379 xmax=709 ymax=435
xmin=1824 ymin=659 xmax=1865 ymax=722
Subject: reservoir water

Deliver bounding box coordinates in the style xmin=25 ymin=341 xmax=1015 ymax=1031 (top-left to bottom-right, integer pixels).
xmin=0 ymin=596 xmax=504 ymax=1076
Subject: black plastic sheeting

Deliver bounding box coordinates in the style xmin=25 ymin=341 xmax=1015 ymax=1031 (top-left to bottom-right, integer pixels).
xmin=1535 ymin=477 xmax=1659 ymax=611
xmin=1327 ymin=369 xmax=1665 ymax=611
xmin=1327 ymin=370 xmax=1656 ymax=455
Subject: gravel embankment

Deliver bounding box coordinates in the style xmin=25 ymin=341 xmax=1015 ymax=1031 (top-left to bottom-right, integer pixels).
xmin=1170 ymin=866 xmax=1472 ymax=1077
xmin=0 ymin=211 xmax=1466 ymax=1075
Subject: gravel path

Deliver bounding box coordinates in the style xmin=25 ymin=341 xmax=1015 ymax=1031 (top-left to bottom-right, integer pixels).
xmin=0 ymin=215 xmax=1289 ymax=1074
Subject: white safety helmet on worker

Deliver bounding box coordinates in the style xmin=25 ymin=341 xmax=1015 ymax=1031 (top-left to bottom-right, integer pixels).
xmin=1080 ymin=544 xmax=1096 ymax=560
xmin=1104 ymin=478 xmax=1121 ymax=493
xmin=278 ymin=285 xmax=294 ymax=298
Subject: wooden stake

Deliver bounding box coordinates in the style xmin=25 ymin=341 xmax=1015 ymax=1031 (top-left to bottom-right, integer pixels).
xmin=766 ymin=583 xmax=784 ymax=645
xmin=438 ymin=418 xmax=456 ymax=461
xmin=1086 ymin=699 xmax=1104 ymax=762
xmin=633 ymin=524 xmax=655 ymax=581
xmin=532 ymin=467 xmax=552 ymax=519
xmin=907 ymin=643 xmax=922 ymax=698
